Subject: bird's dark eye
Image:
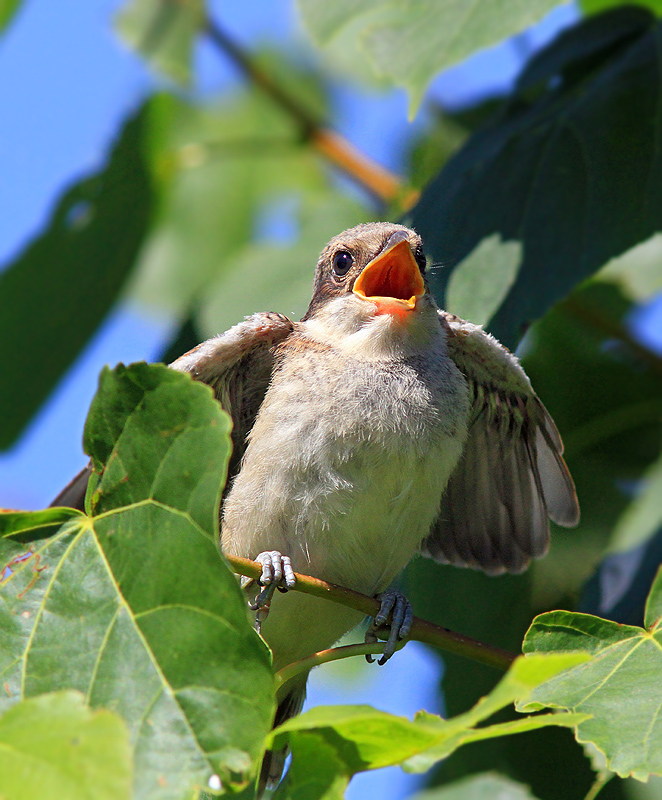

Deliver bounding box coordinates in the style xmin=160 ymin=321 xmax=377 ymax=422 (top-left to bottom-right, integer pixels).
xmin=332 ymin=251 xmax=353 ymax=277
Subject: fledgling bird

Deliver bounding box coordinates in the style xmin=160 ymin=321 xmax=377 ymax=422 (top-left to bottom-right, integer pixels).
xmin=53 ymin=222 xmax=579 ymax=787
xmin=168 ymin=222 xmax=579 ymax=765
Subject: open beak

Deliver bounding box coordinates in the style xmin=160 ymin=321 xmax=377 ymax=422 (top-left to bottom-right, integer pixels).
xmin=353 ymin=237 xmax=425 ymax=313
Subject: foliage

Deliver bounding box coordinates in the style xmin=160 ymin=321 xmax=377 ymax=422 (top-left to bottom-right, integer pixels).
xmin=1 ymin=0 xmax=662 ymax=798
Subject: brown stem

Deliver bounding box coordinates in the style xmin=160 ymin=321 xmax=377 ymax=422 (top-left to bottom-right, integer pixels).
xmin=226 ymin=554 xmax=517 ymax=672
xmin=204 ymin=16 xmax=420 ymax=211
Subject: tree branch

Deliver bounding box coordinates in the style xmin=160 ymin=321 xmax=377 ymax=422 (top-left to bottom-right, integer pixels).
xmin=204 ymin=16 xmax=420 ymax=211
xmin=225 ymin=554 xmax=517 ymax=672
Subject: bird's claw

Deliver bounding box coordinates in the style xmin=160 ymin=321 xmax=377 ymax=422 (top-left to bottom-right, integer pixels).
xmin=245 ymin=551 xmax=296 ymax=632
xmin=365 ymin=589 xmax=413 ymax=665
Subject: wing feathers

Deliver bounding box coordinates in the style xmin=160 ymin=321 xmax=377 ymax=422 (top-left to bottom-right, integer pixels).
xmin=422 ymin=312 xmax=579 ymax=575
xmin=170 ymin=312 xmax=294 ymax=477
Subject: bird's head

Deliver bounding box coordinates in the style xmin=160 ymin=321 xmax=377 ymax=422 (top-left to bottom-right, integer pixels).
xmin=302 ymin=223 xmax=433 ymax=341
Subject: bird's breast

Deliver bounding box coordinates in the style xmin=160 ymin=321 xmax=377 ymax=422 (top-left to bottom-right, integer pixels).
xmin=221 ymin=335 xmax=469 ymax=595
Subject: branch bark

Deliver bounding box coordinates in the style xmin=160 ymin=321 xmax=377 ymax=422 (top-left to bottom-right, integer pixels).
xmin=225 ymin=554 xmax=517 ymax=673
xmin=204 ymin=16 xmax=420 ymax=211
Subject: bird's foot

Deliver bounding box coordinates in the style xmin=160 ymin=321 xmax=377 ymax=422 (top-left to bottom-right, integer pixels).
xmin=243 ymin=551 xmax=296 ymax=633
xmin=365 ymin=589 xmax=413 ymax=665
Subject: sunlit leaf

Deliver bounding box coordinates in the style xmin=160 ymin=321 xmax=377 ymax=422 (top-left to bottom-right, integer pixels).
xmin=445 ymin=235 xmax=521 ymax=328
xmin=0 ymin=104 xmax=155 ymax=449
xmin=598 ymin=233 xmax=662 ymax=301
xmin=412 ymin=7 xmax=662 ymax=348
xmin=271 ymin=654 xmax=587 ymax=795
xmin=609 ymin=453 xmax=662 ymax=553
xmin=0 ymin=364 xmax=274 ymax=798
xmin=0 ymin=691 xmax=132 ymax=800
xmin=522 ymin=566 xmax=662 ymax=780
xmin=297 ymin=0 xmax=564 ymax=114
xmin=115 ymin=0 xmax=206 ymax=84
xmin=410 ymin=772 xmax=540 ymax=800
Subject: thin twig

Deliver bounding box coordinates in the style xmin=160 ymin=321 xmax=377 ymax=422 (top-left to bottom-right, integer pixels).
xmin=204 ymin=16 xmax=420 ymax=210
xmin=275 ymin=641 xmax=407 ymax=701
xmin=225 ymin=554 xmax=517 ymax=672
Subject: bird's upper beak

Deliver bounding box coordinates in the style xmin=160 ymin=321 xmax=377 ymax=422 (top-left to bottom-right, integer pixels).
xmin=353 ymin=235 xmax=425 ymax=314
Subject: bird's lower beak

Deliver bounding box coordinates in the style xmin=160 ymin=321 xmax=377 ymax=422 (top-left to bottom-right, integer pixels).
xmin=353 ymin=238 xmax=425 ymax=313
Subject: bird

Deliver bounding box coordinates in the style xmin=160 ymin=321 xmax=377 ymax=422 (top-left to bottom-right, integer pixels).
xmin=53 ymin=221 xmax=579 ymax=788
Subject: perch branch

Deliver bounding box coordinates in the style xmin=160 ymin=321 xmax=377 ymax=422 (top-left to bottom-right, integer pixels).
xmin=225 ymin=554 xmax=517 ymax=673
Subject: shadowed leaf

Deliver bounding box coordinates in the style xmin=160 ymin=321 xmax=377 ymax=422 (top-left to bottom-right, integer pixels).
xmin=0 ymin=691 xmax=132 ymax=800
xmin=0 ymin=105 xmax=155 ymax=449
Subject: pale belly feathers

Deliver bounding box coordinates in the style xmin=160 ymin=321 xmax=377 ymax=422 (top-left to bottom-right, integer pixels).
xmin=221 ymin=325 xmax=469 ymax=668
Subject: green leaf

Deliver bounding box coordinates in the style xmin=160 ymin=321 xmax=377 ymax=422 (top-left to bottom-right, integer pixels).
xmin=0 ymin=508 xmax=83 ymax=541
xmin=599 ymin=232 xmax=662 ymax=301
xmin=445 ymin=235 xmax=521 ymax=328
xmin=0 ymin=0 xmax=22 ymax=31
xmin=412 ymin=7 xmax=662 ymax=348
xmin=115 ymin=0 xmax=205 ymax=84
xmin=272 ymin=654 xmax=587 ymax=795
xmin=0 ymin=691 xmax=131 ymax=800
xmin=581 ymin=0 xmax=662 ymax=16
xmin=522 ymin=567 xmax=662 ymax=780
xmin=274 ymin=732 xmax=350 ymax=800
xmin=297 ymin=0 xmax=563 ymax=114
xmin=84 ymin=362 xmax=231 ymax=536
xmin=129 ymin=83 xmax=332 ymax=320
xmin=0 ymin=104 xmax=155 ymax=449
xmin=609 ymin=452 xmax=662 ymax=553
xmin=0 ymin=364 xmax=275 ymax=797
xmin=410 ymin=772 xmax=540 ymax=800
xmin=521 ymin=282 xmax=662 ymax=604
xmin=197 ymin=190 xmax=369 ymax=338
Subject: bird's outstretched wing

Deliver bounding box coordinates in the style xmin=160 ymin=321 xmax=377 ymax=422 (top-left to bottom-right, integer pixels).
xmin=170 ymin=312 xmax=295 ymax=478
xmin=51 ymin=313 xmax=294 ymax=510
xmin=421 ymin=312 xmax=579 ymax=575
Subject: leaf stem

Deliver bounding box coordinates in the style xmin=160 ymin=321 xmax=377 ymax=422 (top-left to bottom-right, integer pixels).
xmin=203 ymin=16 xmax=419 ymax=211
xmin=583 ymin=772 xmax=614 ymax=800
xmin=225 ymin=554 xmax=517 ymax=672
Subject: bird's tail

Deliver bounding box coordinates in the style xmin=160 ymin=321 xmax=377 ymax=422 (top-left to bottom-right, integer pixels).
xmin=258 ymin=677 xmax=307 ymax=796
xmin=50 ymin=464 xmax=91 ymax=510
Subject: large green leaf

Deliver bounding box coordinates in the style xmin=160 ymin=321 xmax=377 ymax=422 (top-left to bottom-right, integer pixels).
xmin=522 ymin=567 xmax=662 ymax=780
xmin=297 ymin=0 xmax=564 ymax=114
xmin=271 ymin=654 xmax=587 ymax=797
xmin=0 ymin=691 xmax=132 ymax=800
xmin=411 ymin=773 xmax=540 ymax=800
xmin=128 ymin=78 xmax=331 ymax=322
xmin=412 ymin=7 xmax=662 ymax=349
xmin=0 ymin=104 xmax=155 ymax=449
xmin=0 ymin=364 xmax=275 ymax=798
xmin=115 ymin=0 xmax=206 ymax=84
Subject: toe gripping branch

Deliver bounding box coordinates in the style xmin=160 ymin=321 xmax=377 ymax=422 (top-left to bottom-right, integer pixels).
xmin=365 ymin=589 xmax=414 ymax=665
xmin=241 ymin=551 xmax=297 ymax=632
